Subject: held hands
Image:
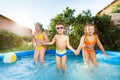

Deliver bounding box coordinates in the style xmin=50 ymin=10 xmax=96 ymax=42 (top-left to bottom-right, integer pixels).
xmin=39 ymin=41 xmax=46 ymax=46
xmin=40 ymin=41 xmax=50 ymax=45
xmin=74 ymin=44 xmax=85 ymax=56
xmin=74 ymin=50 xmax=80 ymax=56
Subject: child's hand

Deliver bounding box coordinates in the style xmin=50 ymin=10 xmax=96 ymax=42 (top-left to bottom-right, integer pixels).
xmin=74 ymin=51 xmax=78 ymax=56
xmin=42 ymin=42 xmax=47 ymax=46
xmin=103 ymin=53 xmax=109 ymax=59
xmin=74 ymin=50 xmax=79 ymax=56
xmin=73 ymin=50 xmax=77 ymax=56
xmin=40 ymin=41 xmax=43 ymax=44
xmin=40 ymin=41 xmax=46 ymax=45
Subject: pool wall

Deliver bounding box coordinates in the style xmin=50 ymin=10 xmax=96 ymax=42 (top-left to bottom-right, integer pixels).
xmin=0 ymin=50 xmax=120 ymax=65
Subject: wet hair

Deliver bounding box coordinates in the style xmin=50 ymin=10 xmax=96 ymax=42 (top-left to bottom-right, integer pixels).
xmin=35 ymin=22 xmax=44 ymax=32
xmin=84 ymin=23 xmax=98 ymax=35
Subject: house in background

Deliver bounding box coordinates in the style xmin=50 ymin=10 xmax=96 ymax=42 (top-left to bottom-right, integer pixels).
xmin=97 ymin=0 xmax=120 ymax=15
xmin=97 ymin=0 xmax=120 ymax=30
xmin=0 ymin=14 xmax=32 ymax=37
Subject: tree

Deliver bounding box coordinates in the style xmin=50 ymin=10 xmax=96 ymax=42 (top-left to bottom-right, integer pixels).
xmin=48 ymin=7 xmax=120 ymax=51
xmin=48 ymin=7 xmax=75 ymax=38
xmin=94 ymin=14 xmax=120 ymax=50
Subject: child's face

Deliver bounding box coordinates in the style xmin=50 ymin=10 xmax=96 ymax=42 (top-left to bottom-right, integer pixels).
xmin=56 ymin=25 xmax=65 ymax=34
xmin=35 ymin=24 xmax=40 ymax=32
xmin=86 ymin=25 xmax=95 ymax=35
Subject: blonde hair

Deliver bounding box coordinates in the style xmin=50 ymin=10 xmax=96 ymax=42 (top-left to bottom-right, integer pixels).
xmin=84 ymin=23 xmax=98 ymax=35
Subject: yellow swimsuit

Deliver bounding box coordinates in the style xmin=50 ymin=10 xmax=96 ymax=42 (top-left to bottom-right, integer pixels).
xmin=34 ymin=33 xmax=44 ymax=50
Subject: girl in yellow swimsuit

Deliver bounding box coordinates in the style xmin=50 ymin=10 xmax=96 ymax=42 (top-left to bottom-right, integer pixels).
xmin=32 ymin=22 xmax=49 ymax=63
xmin=76 ymin=23 xmax=109 ymax=67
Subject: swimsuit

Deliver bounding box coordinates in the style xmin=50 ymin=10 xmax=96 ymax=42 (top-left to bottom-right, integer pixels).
xmin=56 ymin=50 xmax=67 ymax=57
xmin=84 ymin=35 xmax=97 ymax=53
xmin=34 ymin=33 xmax=44 ymax=39
xmin=36 ymin=46 xmax=44 ymax=50
xmin=34 ymin=33 xmax=44 ymax=50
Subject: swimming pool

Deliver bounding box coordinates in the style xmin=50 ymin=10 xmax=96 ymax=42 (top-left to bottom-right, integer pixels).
xmin=0 ymin=50 xmax=120 ymax=80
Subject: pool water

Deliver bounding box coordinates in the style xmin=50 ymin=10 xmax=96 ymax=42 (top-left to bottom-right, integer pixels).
xmin=0 ymin=54 xmax=120 ymax=80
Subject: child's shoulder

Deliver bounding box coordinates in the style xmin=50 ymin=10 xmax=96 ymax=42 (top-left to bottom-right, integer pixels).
xmin=54 ymin=34 xmax=60 ymax=38
xmin=64 ymin=35 xmax=69 ymax=38
xmin=55 ymin=34 xmax=58 ymax=37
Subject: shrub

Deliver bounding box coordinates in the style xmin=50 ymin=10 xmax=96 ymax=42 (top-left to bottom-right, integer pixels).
xmin=0 ymin=30 xmax=23 ymax=50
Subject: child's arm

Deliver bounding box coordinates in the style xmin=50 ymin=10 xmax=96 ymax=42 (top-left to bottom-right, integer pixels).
xmin=43 ymin=35 xmax=56 ymax=45
xmin=96 ymin=35 xmax=109 ymax=58
xmin=32 ymin=32 xmax=36 ymax=48
xmin=41 ymin=31 xmax=49 ymax=43
xmin=66 ymin=36 xmax=76 ymax=53
xmin=76 ymin=36 xmax=85 ymax=54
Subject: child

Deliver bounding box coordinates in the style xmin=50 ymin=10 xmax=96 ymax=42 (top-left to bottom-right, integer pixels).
xmin=76 ymin=23 xmax=109 ymax=67
xmin=32 ymin=22 xmax=49 ymax=63
xmin=43 ymin=22 xmax=76 ymax=73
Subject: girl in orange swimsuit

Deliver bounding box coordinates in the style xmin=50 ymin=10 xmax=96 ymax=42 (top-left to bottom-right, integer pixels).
xmin=32 ymin=22 xmax=49 ymax=63
xmin=76 ymin=23 xmax=109 ymax=67
xmin=84 ymin=34 xmax=97 ymax=53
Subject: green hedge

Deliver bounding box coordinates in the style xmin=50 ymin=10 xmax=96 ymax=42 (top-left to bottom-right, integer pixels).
xmin=0 ymin=30 xmax=23 ymax=50
xmin=48 ymin=9 xmax=120 ymax=51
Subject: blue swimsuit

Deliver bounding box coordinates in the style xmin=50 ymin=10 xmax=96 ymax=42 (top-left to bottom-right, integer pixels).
xmin=56 ymin=50 xmax=67 ymax=57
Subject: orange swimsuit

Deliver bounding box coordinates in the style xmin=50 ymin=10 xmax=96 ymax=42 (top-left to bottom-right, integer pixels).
xmin=84 ymin=35 xmax=97 ymax=53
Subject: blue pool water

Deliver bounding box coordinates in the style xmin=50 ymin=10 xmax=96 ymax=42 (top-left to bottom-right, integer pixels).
xmin=0 ymin=50 xmax=120 ymax=80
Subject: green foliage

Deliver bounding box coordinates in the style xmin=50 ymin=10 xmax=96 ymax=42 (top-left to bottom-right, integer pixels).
xmin=0 ymin=30 xmax=23 ymax=50
xmin=94 ymin=14 xmax=120 ymax=51
xmin=22 ymin=36 xmax=32 ymax=42
xmin=49 ymin=7 xmax=75 ymax=40
xmin=49 ymin=7 xmax=93 ymax=49
xmin=12 ymin=43 xmax=33 ymax=51
xmin=70 ymin=10 xmax=93 ymax=48
xmin=73 ymin=10 xmax=93 ymax=35
xmin=46 ymin=44 xmax=56 ymax=50
xmin=112 ymin=3 xmax=120 ymax=13
xmin=0 ymin=43 xmax=33 ymax=54
xmin=48 ymin=7 xmax=120 ymax=51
